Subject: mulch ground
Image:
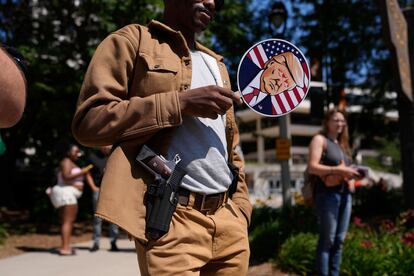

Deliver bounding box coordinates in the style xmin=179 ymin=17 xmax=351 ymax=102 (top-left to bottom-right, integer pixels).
xmin=0 ymin=208 xmax=93 ymax=259
xmin=0 ymin=232 xmax=92 ymax=259
xmin=0 ymin=220 xmax=93 ymax=260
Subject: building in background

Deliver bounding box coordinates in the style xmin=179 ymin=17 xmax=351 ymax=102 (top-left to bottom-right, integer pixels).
xmin=236 ymin=82 xmax=401 ymax=207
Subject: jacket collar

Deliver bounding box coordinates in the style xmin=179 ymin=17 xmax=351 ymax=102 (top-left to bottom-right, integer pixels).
xmin=195 ymin=42 xmax=224 ymax=62
xmin=147 ymin=20 xmax=224 ymax=62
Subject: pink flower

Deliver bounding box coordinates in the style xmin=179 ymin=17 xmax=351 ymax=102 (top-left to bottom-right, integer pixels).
xmin=380 ymin=219 xmax=396 ymax=233
xmin=353 ymin=217 xmax=365 ymax=228
xmin=401 ymin=232 xmax=414 ymax=247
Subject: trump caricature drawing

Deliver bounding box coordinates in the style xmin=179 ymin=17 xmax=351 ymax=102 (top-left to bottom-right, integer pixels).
xmin=237 ymin=39 xmax=310 ymax=117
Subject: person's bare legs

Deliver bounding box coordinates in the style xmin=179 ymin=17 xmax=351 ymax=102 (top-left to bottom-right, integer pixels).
xmin=58 ymin=204 xmax=78 ymax=254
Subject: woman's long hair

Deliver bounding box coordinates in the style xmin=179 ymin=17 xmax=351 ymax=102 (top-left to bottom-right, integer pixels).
xmin=320 ymin=108 xmax=352 ymax=159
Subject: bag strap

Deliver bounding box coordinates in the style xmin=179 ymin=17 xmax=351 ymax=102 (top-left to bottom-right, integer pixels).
xmin=320 ymin=135 xmax=327 ymax=162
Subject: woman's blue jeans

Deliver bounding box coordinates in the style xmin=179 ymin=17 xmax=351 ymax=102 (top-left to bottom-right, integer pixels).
xmin=315 ymin=191 xmax=352 ymax=276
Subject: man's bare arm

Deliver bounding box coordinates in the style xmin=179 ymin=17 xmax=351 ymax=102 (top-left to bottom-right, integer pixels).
xmin=0 ymin=47 xmax=26 ymax=128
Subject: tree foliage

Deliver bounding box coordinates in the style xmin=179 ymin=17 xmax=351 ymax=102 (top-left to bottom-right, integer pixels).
xmin=0 ymin=0 xmax=403 ymax=210
xmin=0 ymin=0 xmax=259 ymax=210
xmin=290 ymin=0 xmax=400 ymax=146
xmin=0 ymin=0 xmax=165 ymax=208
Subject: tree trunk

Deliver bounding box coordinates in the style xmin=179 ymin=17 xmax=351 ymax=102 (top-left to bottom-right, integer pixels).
xmin=401 ymin=8 xmax=414 ymax=208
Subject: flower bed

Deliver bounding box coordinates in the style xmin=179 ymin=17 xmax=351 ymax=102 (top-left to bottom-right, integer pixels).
xmin=276 ymin=210 xmax=414 ymax=275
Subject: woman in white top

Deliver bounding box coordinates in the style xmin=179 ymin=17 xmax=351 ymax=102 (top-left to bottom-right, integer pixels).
xmin=50 ymin=143 xmax=98 ymax=255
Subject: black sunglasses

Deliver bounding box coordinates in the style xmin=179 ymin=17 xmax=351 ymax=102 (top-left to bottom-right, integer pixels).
xmin=215 ymin=0 xmax=224 ymax=11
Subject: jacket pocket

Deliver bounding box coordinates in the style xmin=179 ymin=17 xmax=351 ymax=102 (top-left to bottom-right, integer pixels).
xmin=136 ymin=53 xmax=179 ymax=96
xmin=140 ymin=53 xmax=179 ymax=73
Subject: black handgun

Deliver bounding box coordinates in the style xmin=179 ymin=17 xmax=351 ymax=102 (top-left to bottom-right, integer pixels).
xmin=136 ymin=145 xmax=186 ymax=240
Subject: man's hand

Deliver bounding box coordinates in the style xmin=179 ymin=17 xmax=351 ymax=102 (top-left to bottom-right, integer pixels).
xmin=91 ymin=185 xmax=100 ymax=193
xmin=179 ymin=85 xmax=242 ymax=119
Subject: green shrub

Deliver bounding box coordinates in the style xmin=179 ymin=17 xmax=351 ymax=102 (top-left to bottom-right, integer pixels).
xmin=340 ymin=226 xmax=385 ymax=275
xmin=249 ymin=220 xmax=283 ymax=263
xmin=276 ymin=215 xmax=414 ymax=275
xmin=249 ymin=206 xmax=280 ymax=233
xmin=276 ymin=232 xmax=317 ymax=275
xmin=353 ymin=186 xmax=404 ymax=221
xmin=277 ymin=205 xmax=317 ymax=236
xmin=249 ymin=205 xmax=317 ymax=263
xmin=0 ymin=224 xmax=8 ymax=245
xmin=341 ymin=226 xmax=414 ymax=275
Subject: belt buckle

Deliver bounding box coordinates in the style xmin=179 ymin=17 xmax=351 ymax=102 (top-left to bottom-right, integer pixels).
xmin=200 ymin=194 xmax=222 ymax=215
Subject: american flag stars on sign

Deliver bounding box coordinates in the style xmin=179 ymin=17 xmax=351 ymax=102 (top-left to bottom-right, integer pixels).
xmin=237 ymin=39 xmax=310 ymax=117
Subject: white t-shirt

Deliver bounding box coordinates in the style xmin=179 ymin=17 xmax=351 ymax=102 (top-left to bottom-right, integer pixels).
xmin=166 ymin=50 xmax=232 ymax=194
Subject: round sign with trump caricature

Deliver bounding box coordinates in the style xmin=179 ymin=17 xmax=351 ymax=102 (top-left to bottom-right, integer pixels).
xmin=237 ymin=39 xmax=311 ymax=117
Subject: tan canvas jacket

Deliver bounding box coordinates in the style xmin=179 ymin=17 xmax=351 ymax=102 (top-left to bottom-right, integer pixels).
xmin=72 ymin=20 xmax=252 ymax=242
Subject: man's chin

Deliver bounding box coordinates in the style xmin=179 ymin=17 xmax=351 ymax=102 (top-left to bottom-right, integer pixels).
xmin=193 ymin=19 xmax=210 ymax=32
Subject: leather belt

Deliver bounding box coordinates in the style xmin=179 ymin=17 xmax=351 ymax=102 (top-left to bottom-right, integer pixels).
xmin=178 ymin=188 xmax=228 ymax=215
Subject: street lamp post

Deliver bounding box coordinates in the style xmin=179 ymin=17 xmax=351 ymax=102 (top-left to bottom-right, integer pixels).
xmin=268 ymin=2 xmax=287 ymax=38
xmin=269 ymin=2 xmax=292 ymax=206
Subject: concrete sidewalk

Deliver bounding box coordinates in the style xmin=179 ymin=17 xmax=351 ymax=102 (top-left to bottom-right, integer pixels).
xmin=0 ymin=238 xmax=140 ymax=276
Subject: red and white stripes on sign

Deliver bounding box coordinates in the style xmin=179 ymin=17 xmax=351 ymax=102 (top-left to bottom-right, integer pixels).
xmin=243 ymin=84 xmax=308 ymax=115
xmin=241 ymin=79 xmax=308 ymax=115
xmin=247 ymin=44 xmax=269 ymax=68
xmin=302 ymin=62 xmax=309 ymax=90
xmin=271 ymin=83 xmax=307 ymax=115
xmin=244 ymin=45 xmax=310 ymax=115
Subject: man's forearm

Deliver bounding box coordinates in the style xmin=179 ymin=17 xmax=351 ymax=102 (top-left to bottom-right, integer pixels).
xmin=0 ymin=47 xmax=26 ymax=128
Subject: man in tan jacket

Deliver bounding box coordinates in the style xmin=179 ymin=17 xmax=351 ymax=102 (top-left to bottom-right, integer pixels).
xmin=72 ymin=0 xmax=252 ymax=274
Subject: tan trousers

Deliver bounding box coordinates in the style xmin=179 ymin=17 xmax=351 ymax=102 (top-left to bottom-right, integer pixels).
xmin=135 ymin=198 xmax=250 ymax=276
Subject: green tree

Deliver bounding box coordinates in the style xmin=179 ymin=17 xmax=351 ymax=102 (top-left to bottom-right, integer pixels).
xmin=0 ymin=0 xmax=260 ymax=215
xmin=290 ymin=1 xmax=399 ymax=148
xmin=0 ymin=0 xmax=164 ymax=209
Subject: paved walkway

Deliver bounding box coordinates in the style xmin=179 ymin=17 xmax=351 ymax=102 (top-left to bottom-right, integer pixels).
xmin=0 ymin=238 xmax=140 ymax=276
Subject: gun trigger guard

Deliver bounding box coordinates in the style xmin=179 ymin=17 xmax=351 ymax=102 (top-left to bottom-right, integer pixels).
xmin=173 ymin=154 xmax=181 ymax=165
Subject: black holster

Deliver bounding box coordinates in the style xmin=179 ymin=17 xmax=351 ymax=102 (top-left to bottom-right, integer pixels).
xmin=228 ymin=163 xmax=239 ymax=198
xmin=145 ymin=167 xmax=186 ymax=240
